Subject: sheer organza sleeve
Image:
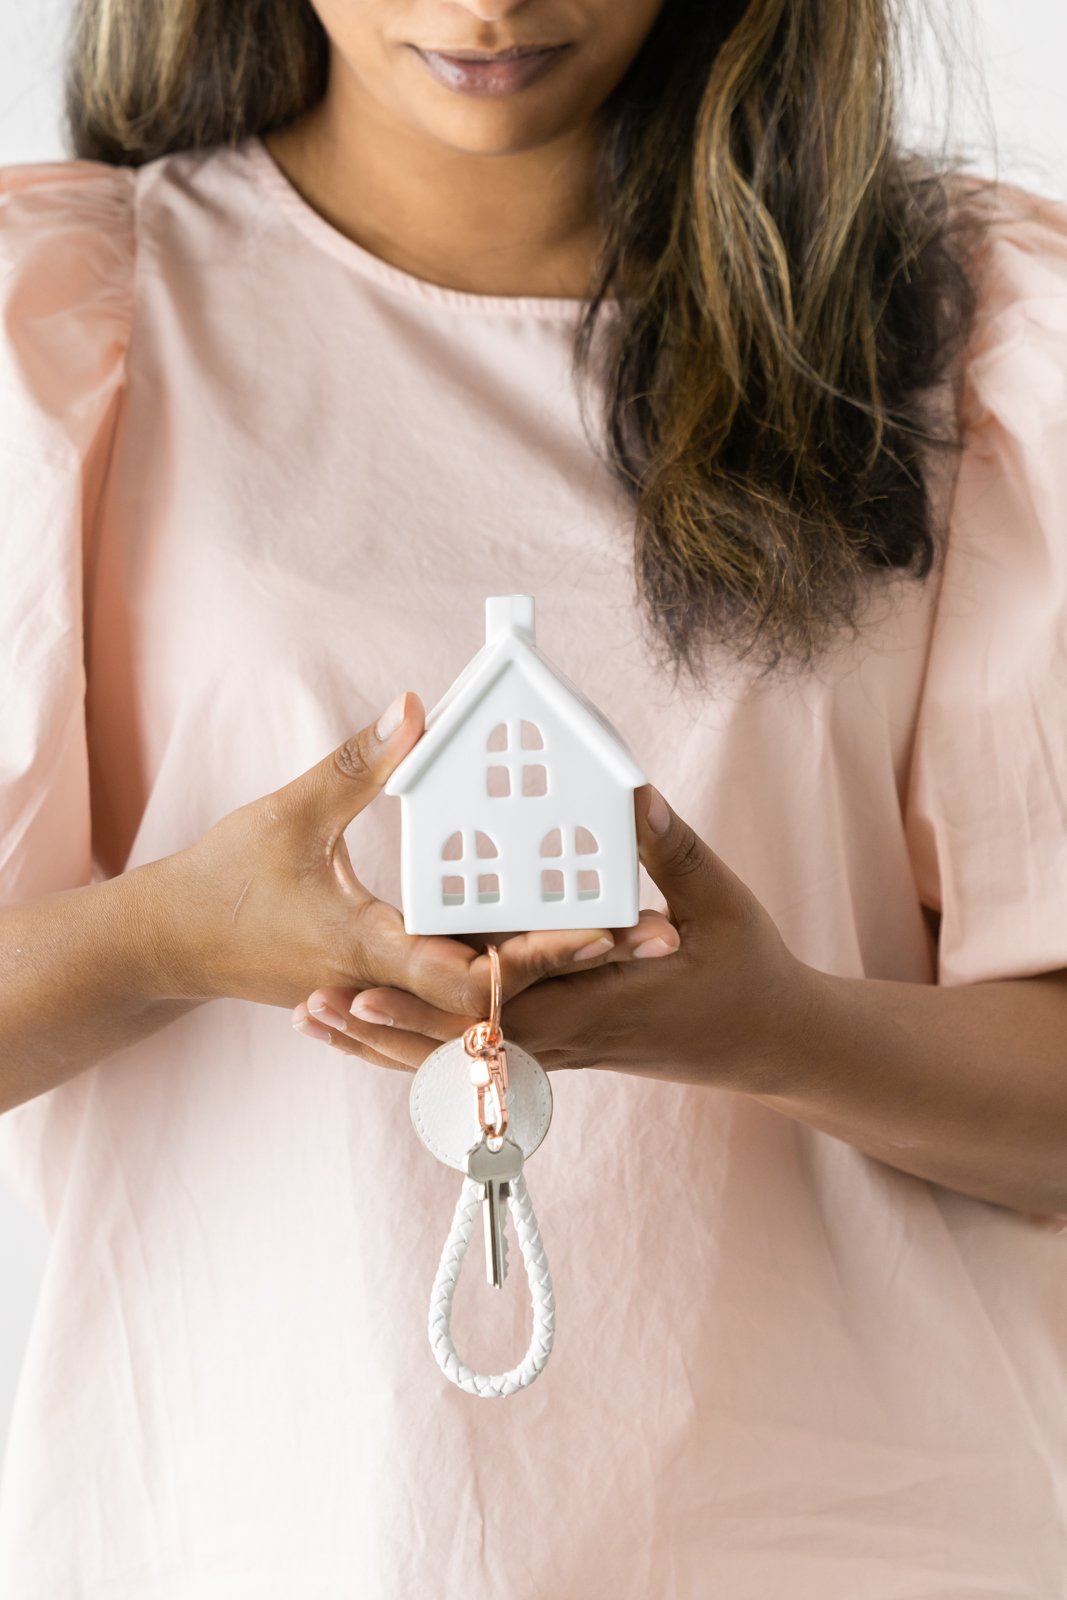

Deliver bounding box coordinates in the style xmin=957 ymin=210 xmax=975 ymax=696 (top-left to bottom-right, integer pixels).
xmin=907 ymin=193 xmax=1067 ymax=985
xmin=0 ymin=162 xmax=134 ymax=906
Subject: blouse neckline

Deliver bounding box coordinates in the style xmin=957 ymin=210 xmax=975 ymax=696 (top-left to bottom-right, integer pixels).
xmin=243 ymin=138 xmax=588 ymax=322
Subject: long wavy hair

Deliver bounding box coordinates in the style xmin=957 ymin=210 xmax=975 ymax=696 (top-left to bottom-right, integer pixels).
xmin=68 ymin=0 xmax=979 ymax=671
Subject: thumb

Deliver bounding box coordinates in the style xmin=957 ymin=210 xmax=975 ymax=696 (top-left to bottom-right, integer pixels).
xmin=288 ymin=691 xmax=425 ymax=844
xmin=635 ymin=784 xmax=734 ymax=922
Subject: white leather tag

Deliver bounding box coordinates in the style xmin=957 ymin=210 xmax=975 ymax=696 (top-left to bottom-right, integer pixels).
xmin=410 ymin=1037 xmax=553 ymax=1173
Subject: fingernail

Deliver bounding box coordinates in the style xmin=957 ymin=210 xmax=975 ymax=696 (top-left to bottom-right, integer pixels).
xmin=350 ymin=998 xmax=394 ymax=1027
xmin=633 ymin=936 xmax=676 ymax=959
xmin=309 ymin=1003 xmax=349 ymax=1032
xmin=293 ymin=1016 xmax=332 ymax=1043
xmin=375 ymin=693 xmax=406 ymax=742
xmin=573 ymin=936 xmax=614 ymax=961
xmin=646 ymin=788 xmax=671 ymax=837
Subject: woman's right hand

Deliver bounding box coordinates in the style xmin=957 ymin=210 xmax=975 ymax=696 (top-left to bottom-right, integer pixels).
xmin=0 ymin=692 xmax=623 ymax=1112
xmin=147 ymin=692 xmax=622 ymax=1023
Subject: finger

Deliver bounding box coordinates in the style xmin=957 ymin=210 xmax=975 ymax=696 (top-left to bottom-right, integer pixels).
xmin=634 ymin=785 xmax=739 ymax=923
xmin=292 ymin=997 xmax=363 ymax=1053
xmin=350 ymin=986 xmax=476 ymax=1043
xmin=305 ymin=983 xmax=475 ymax=1050
xmin=278 ymin=691 xmax=426 ymax=855
xmin=299 ymin=985 xmax=441 ymax=1053
xmin=347 ymin=1016 xmax=437 ymax=1070
xmin=555 ymin=910 xmax=680 ymax=971
xmin=292 ymin=999 xmax=333 ymax=1044
xmin=624 ymin=910 xmax=681 ymax=959
xmin=291 ymin=998 xmax=434 ymax=1072
xmin=304 ymin=986 xmax=359 ymax=1033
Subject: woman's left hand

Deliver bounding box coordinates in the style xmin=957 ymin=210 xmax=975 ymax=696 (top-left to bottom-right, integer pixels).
xmin=294 ymin=787 xmax=811 ymax=1089
xmin=299 ymin=788 xmax=1067 ymax=1213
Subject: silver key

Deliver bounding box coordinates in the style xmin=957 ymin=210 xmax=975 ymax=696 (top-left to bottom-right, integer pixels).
xmin=467 ymin=1134 xmax=524 ymax=1288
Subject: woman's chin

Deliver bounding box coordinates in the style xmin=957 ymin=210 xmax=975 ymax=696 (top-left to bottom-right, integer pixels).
xmin=404 ymin=103 xmax=584 ymax=159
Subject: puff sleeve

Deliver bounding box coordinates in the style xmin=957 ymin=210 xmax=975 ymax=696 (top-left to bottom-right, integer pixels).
xmin=0 ymin=162 xmax=134 ymax=905
xmin=906 ymin=194 xmax=1067 ymax=985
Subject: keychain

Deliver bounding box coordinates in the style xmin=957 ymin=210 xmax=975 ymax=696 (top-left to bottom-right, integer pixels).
xmin=410 ymin=946 xmax=556 ymax=1399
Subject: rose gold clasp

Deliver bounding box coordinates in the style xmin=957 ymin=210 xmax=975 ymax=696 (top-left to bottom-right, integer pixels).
xmin=464 ymin=945 xmax=509 ymax=1139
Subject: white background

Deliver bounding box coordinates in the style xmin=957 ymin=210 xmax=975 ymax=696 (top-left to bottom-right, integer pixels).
xmin=0 ymin=0 xmax=1065 ymax=1471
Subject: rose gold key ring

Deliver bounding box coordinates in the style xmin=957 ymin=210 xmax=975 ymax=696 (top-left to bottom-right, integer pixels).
xmin=463 ymin=945 xmax=509 ymax=1139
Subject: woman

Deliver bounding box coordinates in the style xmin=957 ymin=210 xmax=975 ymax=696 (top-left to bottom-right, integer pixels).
xmin=2 ymin=0 xmax=1066 ymax=1591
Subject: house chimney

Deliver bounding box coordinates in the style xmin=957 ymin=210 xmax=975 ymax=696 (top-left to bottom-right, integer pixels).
xmin=486 ymin=594 xmax=536 ymax=646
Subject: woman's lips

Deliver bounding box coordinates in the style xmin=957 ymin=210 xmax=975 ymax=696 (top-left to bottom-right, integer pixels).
xmin=413 ymin=44 xmax=570 ymax=97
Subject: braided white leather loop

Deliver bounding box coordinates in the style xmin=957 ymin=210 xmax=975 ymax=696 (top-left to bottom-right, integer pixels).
xmin=428 ymin=1173 xmax=555 ymax=1399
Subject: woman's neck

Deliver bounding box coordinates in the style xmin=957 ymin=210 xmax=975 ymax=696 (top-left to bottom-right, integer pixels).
xmin=267 ymin=56 xmax=603 ymax=299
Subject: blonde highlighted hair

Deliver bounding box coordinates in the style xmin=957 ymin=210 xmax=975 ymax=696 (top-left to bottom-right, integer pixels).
xmin=69 ymin=0 xmax=327 ymax=162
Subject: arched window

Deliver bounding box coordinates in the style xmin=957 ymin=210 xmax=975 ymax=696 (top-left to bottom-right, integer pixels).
xmin=575 ymin=828 xmax=600 ymax=897
xmin=543 ymin=838 xmax=601 ymax=902
xmin=441 ymin=832 xmax=500 ymax=906
xmin=537 ymin=827 xmax=601 ymax=901
xmin=485 ymin=722 xmax=548 ymax=799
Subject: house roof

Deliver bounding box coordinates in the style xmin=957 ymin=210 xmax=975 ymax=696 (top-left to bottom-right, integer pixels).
xmin=385 ymin=595 xmax=648 ymax=796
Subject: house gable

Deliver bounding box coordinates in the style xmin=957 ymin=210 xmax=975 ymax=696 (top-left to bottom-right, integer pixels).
xmin=385 ymin=598 xmax=646 ymax=799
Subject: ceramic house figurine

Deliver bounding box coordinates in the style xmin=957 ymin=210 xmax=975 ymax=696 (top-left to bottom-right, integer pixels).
xmin=385 ymin=595 xmax=648 ymax=935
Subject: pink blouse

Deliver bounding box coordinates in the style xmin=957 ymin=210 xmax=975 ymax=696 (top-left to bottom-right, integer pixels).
xmin=2 ymin=141 xmax=1067 ymax=1597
